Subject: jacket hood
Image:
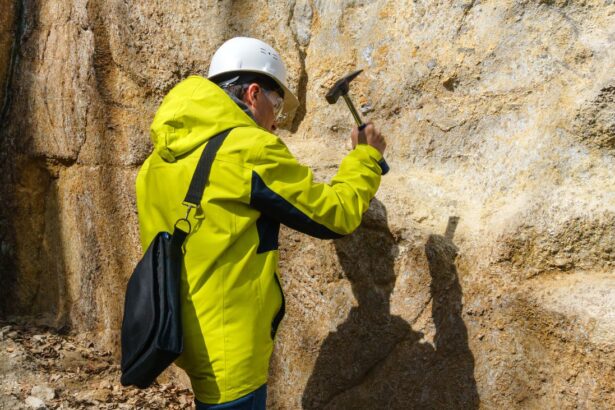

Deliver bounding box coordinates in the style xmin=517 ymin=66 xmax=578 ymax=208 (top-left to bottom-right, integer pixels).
xmin=150 ymin=75 xmax=257 ymax=162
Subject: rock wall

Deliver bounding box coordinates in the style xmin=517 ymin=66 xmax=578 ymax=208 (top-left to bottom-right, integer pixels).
xmin=0 ymin=0 xmax=16 ymax=111
xmin=1 ymin=0 xmax=614 ymax=408
xmin=0 ymin=0 xmax=17 ymax=317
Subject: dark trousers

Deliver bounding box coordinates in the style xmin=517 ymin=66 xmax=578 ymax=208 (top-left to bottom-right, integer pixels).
xmin=195 ymin=384 xmax=267 ymax=410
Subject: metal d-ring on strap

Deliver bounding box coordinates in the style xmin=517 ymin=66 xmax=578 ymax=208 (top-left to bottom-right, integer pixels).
xmin=174 ymin=204 xmax=195 ymax=235
xmin=173 ymin=128 xmax=234 ymax=238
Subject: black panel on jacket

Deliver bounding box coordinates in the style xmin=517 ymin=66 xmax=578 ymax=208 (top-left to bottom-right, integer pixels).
xmin=271 ymin=272 xmax=286 ymax=339
xmin=249 ymin=172 xmax=344 ymax=240
xmin=256 ymin=215 xmax=280 ymax=254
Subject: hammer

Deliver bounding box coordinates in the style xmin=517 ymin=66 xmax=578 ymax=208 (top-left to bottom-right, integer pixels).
xmin=326 ymin=69 xmax=390 ymax=175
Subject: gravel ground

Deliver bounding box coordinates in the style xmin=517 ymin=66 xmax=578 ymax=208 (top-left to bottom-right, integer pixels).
xmin=0 ymin=321 xmax=194 ymax=409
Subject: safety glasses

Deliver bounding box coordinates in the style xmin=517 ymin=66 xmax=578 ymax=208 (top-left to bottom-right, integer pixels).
xmin=263 ymin=89 xmax=285 ymax=121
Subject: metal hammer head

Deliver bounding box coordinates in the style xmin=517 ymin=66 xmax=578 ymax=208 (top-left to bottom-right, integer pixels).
xmin=325 ymin=69 xmax=363 ymax=104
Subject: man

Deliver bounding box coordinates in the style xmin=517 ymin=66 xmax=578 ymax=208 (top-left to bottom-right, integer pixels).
xmin=135 ymin=37 xmax=386 ymax=409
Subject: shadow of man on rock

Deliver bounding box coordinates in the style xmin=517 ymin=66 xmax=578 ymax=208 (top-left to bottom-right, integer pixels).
xmin=302 ymin=201 xmax=478 ymax=409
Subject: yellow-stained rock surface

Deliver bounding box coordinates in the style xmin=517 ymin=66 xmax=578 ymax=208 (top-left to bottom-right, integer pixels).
xmin=1 ymin=1 xmax=614 ymax=408
xmin=0 ymin=0 xmax=16 ymax=112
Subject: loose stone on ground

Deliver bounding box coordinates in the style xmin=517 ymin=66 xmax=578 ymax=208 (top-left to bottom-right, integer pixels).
xmin=0 ymin=322 xmax=193 ymax=409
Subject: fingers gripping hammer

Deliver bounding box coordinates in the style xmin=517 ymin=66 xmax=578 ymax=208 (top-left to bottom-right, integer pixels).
xmin=325 ymin=69 xmax=390 ymax=175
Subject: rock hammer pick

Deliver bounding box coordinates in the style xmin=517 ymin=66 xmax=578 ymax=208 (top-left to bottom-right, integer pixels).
xmin=325 ymin=69 xmax=390 ymax=175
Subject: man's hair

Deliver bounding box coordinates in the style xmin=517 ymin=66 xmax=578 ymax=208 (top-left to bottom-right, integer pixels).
xmin=213 ymin=72 xmax=284 ymax=101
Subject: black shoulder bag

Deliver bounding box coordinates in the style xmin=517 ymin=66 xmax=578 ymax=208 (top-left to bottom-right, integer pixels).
xmin=120 ymin=128 xmax=233 ymax=388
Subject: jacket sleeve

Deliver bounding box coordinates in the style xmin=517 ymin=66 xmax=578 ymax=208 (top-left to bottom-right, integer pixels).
xmin=248 ymin=135 xmax=383 ymax=238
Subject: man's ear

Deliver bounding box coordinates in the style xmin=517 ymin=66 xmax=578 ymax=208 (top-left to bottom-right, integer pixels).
xmin=244 ymin=83 xmax=260 ymax=109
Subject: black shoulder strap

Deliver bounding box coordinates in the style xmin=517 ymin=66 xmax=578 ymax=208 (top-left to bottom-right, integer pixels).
xmin=182 ymin=128 xmax=233 ymax=207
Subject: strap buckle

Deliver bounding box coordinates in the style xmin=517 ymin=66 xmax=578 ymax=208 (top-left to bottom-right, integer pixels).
xmin=182 ymin=201 xmax=205 ymax=220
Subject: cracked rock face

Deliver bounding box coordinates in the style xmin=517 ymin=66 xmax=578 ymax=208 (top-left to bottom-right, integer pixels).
xmin=1 ymin=1 xmax=614 ymax=408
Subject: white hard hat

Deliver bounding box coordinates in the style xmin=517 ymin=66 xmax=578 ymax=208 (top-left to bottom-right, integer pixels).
xmin=208 ymin=37 xmax=300 ymax=118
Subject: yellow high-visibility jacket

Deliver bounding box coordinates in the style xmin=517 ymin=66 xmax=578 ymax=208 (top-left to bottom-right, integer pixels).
xmin=135 ymin=76 xmax=383 ymax=403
